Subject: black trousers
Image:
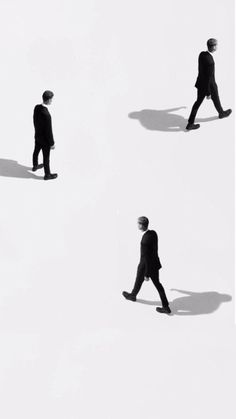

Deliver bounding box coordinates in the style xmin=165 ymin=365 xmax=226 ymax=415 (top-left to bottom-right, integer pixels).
xmin=131 ymin=265 xmax=169 ymax=307
xmin=188 ymin=85 xmax=223 ymax=124
xmin=33 ymin=143 xmax=51 ymax=175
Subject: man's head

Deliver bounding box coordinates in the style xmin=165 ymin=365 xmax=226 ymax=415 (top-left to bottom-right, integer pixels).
xmin=137 ymin=216 xmax=149 ymax=232
xmin=207 ymin=38 xmax=217 ymax=53
xmin=42 ymin=90 xmax=54 ymax=105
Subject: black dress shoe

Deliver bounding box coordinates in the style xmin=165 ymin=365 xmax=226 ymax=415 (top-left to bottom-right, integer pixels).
xmin=44 ymin=173 xmax=58 ymax=180
xmin=122 ymin=291 xmax=136 ymax=301
xmin=32 ymin=163 xmax=44 ymax=172
xmin=156 ymin=306 xmax=171 ymax=314
xmin=186 ymin=123 xmax=200 ymax=130
xmin=219 ymin=109 xmax=232 ymax=119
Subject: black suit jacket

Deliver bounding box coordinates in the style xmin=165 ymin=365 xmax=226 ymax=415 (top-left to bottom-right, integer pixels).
xmin=33 ymin=104 xmax=54 ymax=146
xmin=139 ymin=230 xmax=162 ymax=276
xmin=195 ymin=51 xmax=216 ymax=95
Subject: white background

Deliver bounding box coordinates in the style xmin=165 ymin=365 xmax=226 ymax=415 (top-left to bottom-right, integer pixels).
xmin=0 ymin=1 xmax=235 ymax=418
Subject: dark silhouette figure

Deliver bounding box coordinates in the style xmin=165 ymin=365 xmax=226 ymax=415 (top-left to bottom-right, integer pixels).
xmin=170 ymin=289 xmax=232 ymax=315
xmin=187 ymin=38 xmax=232 ymax=130
xmin=128 ymin=107 xmax=187 ymax=132
xmin=0 ymin=159 xmax=43 ymax=179
xmin=122 ymin=216 xmax=171 ymax=314
xmin=33 ymin=90 xmax=57 ymax=180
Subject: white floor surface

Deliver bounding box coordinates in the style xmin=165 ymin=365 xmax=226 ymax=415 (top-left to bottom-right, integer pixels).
xmin=0 ymin=1 xmax=235 ymax=418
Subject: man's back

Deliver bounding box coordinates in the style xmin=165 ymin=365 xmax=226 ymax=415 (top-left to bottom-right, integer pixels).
xmin=195 ymin=51 xmax=215 ymax=92
xmin=140 ymin=230 xmax=162 ymax=271
xmin=33 ymin=104 xmax=54 ymax=146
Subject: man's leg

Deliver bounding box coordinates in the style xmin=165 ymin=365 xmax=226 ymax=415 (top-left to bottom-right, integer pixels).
xmin=131 ymin=266 xmax=145 ymax=297
xmin=211 ymin=85 xmax=223 ymax=114
xmin=187 ymin=89 xmax=206 ymax=125
xmin=151 ymin=272 xmax=170 ymax=308
xmin=211 ymin=84 xmax=232 ymax=119
xmin=122 ymin=265 xmax=145 ymax=301
xmin=42 ymin=145 xmax=51 ymax=176
xmin=42 ymin=146 xmax=58 ymax=180
xmin=32 ymin=142 xmax=41 ymax=169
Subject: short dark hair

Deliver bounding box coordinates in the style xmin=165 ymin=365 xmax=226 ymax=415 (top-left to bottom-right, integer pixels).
xmin=207 ymin=38 xmax=217 ymax=51
xmin=138 ymin=216 xmax=149 ymax=229
xmin=42 ymin=90 xmax=54 ymax=103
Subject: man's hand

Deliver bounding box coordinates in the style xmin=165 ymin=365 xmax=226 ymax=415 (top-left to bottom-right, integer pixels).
xmin=51 ymin=145 xmax=55 ymax=150
xmin=206 ymin=95 xmax=211 ymax=100
xmin=144 ymin=276 xmax=150 ymax=281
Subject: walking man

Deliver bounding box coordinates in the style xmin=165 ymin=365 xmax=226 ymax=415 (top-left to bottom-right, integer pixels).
xmin=122 ymin=216 xmax=171 ymax=314
xmin=186 ymin=38 xmax=232 ymax=130
xmin=32 ymin=90 xmax=58 ymax=180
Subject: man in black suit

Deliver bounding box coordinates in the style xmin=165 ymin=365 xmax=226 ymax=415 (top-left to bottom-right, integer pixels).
xmin=186 ymin=38 xmax=232 ymax=130
xmin=122 ymin=216 xmax=171 ymax=314
xmin=32 ymin=90 xmax=58 ymax=180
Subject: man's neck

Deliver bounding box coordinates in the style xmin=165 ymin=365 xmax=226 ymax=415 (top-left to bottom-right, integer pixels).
xmin=42 ymin=102 xmax=48 ymax=108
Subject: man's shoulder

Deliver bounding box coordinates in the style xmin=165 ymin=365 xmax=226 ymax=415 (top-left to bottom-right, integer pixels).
xmin=199 ymin=50 xmax=210 ymax=56
xmin=199 ymin=51 xmax=213 ymax=61
xmin=34 ymin=104 xmax=48 ymax=113
xmin=34 ymin=104 xmax=43 ymax=113
xmin=144 ymin=230 xmax=157 ymax=240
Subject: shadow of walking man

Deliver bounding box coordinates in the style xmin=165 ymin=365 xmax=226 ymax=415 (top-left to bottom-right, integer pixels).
xmin=136 ymin=288 xmax=232 ymax=316
xmin=0 ymin=159 xmax=43 ymax=179
xmin=128 ymin=108 xmax=220 ymax=132
xmin=170 ymin=288 xmax=232 ymax=316
xmin=128 ymin=107 xmax=188 ymax=132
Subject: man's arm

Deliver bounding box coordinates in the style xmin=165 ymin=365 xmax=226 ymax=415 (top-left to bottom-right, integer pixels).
xmin=141 ymin=240 xmax=150 ymax=277
xmin=43 ymin=109 xmax=54 ymax=146
xmin=203 ymin=54 xmax=214 ymax=96
xmin=142 ymin=232 xmax=156 ymax=277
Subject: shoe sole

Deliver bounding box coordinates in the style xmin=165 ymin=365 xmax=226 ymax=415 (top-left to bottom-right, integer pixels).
xmin=219 ymin=114 xmax=232 ymax=119
xmin=156 ymin=309 xmax=171 ymax=314
xmin=122 ymin=293 xmax=136 ymax=302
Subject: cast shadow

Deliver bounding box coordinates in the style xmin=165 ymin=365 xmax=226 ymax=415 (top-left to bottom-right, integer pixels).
xmin=196 ymin=116 xmax=219 ymax=123
xmin=128 ymin=107 xmax=187 ymax=132
xmin=136 ymin=289 xmax=232 ymax=316
xmin=128 ymin=108 xmax=219 ymax=132
xmin=137 ymin=299 xmax=159 ymax=306
xmin=170 ymin=289 xmax=232 ymax=316
xmin=0 ymin=159 xmax=43 ymax=179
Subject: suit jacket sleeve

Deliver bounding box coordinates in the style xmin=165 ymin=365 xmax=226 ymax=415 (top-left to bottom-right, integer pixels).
xmin=142 ymin=233 xmax=155 ymax=276
xmin=143 ymin=248 xmax=149 ymax=276
xmin=43 ymin=108 xmax=54 ymax=146
xmin=203 ymin=54 xmax=214 ymax=96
